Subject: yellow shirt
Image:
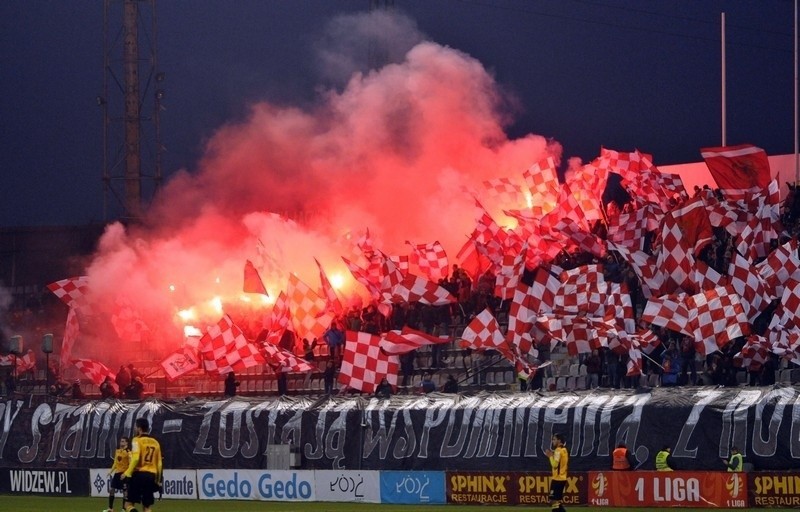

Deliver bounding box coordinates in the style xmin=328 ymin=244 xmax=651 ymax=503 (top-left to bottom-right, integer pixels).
xmin=550 ymin=446 xmax=569 ymax=481
xmin=110 ymin=448 xmax=130 ymax=474
xmin=125 ymin=434 xmax=163 ymax=479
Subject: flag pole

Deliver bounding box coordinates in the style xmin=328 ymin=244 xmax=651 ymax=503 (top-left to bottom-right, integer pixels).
xmin=721 ymin=12 xmax=727 ymax=147
xmin=795 ymin=0 xmax=799 ymax=185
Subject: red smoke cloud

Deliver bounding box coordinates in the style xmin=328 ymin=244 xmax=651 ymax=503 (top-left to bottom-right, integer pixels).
xmin=79 ymin=12 xmax=561 ymax=363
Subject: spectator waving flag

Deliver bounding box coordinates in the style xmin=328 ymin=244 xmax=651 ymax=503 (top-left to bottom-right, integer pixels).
xmin=262 ymin=344 xmax=314 ymax=373
xmin=338 ymin=331 xmax=399 ymax=393
xmin=287 ymin=273 xmax=333 ymax=342
xmin=263 ymin=291 xmax=292 ymax=345
xmin=160 ymin=346 xmax=201 ymax=381
xmin=380 ymin=326 xmax=450 ymax=355
xmin=72 ymin=358 xmax=116 ymax=386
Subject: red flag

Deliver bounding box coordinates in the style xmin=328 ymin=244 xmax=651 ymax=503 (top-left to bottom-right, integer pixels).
xmin=701 ymin=144 xmax=771 ymax=191
xmin=314 ymin=258 xmax=344 ymax=316
xmin=287 ymin=274 xmax=333 ymax=342
xmin=60 ymin=306 xmax=80 ymax=369
xmin=198 ymin=314 xmax=266 ymax=375
xmin=72 ymin=358 xmax=116 ymax=386
xmin=243 ymin=259 xmax=268 ymax=295
xmin=380 ymin=326 xmax=450 ymax=355
xmin=262 ymin=343 xmax=314 ymax=373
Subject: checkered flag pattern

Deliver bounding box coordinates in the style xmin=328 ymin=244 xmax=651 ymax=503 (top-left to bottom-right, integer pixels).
xmin=756 ymin=239 xmax=800 ymax=300
xmin=642 ymin=293 xmax=692 ymax=337
xmin=15 ymin=350 xmax=36 ymax=374
xmin=160 ymin=346 xmax=201 ymax=381
xmin=770 ymin=330 xmax=800 ymax=366
xmin=608 ymin=205 xmax=652 ymax=250
xmin=735 ymin=197 xmax=779 ymax=262
xmin=262 ymin=343 xmax=314 ymax=373
xmin=482 ymin=177 xmax=525 ymax=206
xmin=383 ymin=273 xmax=456 ymax=306
xmin=555 ymin=264 xmax=606 ymax=316
xmin=406 ymin=241 xmax=449 ymax=282
xmin=727 ymin=252 xmax=770 ymax=321
xmin=338 ymin=331 xmax=399 ymax=393
xmin=460 ymin=308 xmax=506 ymax=351
xmin=315 ymin=258 xmax=344 ymax=316
xmin=707 ymin=200 xmax=750 ymax=235
xmin=381 ymin=326 xmax=450 ymax=355
xmin=199 ymin=314 xmax=266 ymax=376
xmin=343 ymin=257 xmax=382 ymax=300
xmin=46 ymin=276 xmax=90 ymax=311
xmin=555 ymin=219 xmax=607 ymax=258
xmin=264 ymin=291 xmax=292 ymax=346
xmin=71 ymin=358 xmax=116 ymax=386
xmin=608 ymin=242 xmax=664 ymax=299
xmin=473 ymin=198 xmax=508 ymax=247
xmin=769 ymin=280 xmax=800 ymax=331
xmin=543 ymin=184 xmax=590 ymax=232
xmin=565 ymin=163 xmax=607 ymax=221
xmin=287 ymin=273 xmax=333 ymax=342
xmin=60 ymin=306 xmax=80 ymax=369
xmin=691 ymin=260 xmax=727 ymax=292
xmin=605 ymin=282 xmax=636 ymax=334
xmin=522 ymin=157 xmax=560 ymax=215
xmin=506 ymin=283 xmax=541 ymax=356
xmin=732 ymin=335 xmax=772 ymax=371
xmin=495 ymin=245 xmax=526 ymax=300
xmin=687 ymin=286 xmax=750 ymax=356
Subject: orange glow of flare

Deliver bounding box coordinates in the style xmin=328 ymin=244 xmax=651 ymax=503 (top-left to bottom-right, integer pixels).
xmin=178 ymin=308 xmax=196 ymax=322
xmin=262 ymin=294 xmax=274 ymax=305
xmin=524 ymin=191 xmax=533 ymax=209
xmin=240 ymin=294 xmax=252 ymax=303
xmin=210 ymin=296 xmax=223 ymax=313
xmin=214 ymin=276 xmax=221 ymax=285
xmin=330 ymin=272 xmax=345 ymax=290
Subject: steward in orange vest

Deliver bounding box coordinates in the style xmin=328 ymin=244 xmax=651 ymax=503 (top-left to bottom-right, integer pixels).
xmin=612 ymin=443 xmax=633 ymax=470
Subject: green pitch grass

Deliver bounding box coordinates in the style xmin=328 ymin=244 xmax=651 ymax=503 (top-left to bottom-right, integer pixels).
xmin=1 ymin=497 xmax=795 ymax=512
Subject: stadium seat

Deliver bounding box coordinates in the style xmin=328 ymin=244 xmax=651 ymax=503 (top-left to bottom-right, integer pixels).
xmin=569 ymin=364 xmax=580 ymax=377
xmin=565 ymin=376 xmax=577 ymax=391
xmin=545 ymin=377 xmax=556 ymax=391
xmin=556 ymin=377 xmax=567 ymax=391
xmin=576 ymin=375 xmax=587 ymax=390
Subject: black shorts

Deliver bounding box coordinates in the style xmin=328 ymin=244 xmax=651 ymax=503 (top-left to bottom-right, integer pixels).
xmin=550 ymin=479 xmax=567 ymax=501
xmin=110 ymin=472 xmax=126 ymax=492
xmin=127 ymin=471 xmax=157 ymax=507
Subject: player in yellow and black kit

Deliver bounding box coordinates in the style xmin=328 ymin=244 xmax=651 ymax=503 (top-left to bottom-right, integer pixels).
xmin=545 ymin=433 xmax=569 ymax=512
xmin=104 ymin=436 xmax=130 ymax=512
xmin=123 ymin=418 xmax=163 ymax=512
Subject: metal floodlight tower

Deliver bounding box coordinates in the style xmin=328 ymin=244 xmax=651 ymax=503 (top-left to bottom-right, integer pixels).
xmin=101 ymin=0 xmax=164 ymax=223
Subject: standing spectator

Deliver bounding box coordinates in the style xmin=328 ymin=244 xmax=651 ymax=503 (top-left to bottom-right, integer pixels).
xmin=100 ymin=376 xmax=116 ymax=399
xmin=442 ymin=374 xmax=458 ymax=393
xmin=323 ymin=360 xmax=336 ymax=395
xmin=223 ymin=371 xmax=239 ymax=397
xmin=115 ymin=365 xmax=131 ymax=396
xmin=71 ymin=380 xmax=85 ymax=399
xmin=585 ymin=350 xmax=602 ymax=389
xmin=400 ymin=351 xmax=416 ymax=388
xmin=277 ymin=370 xmax=288 ymax=396
xmin=128 ymin=364 xmax=143 ymax=383
xmin=124 ymin=376 xmax=144 ymax=400
xmin=374 ymin=377 xmax=393 ymax=398
xmin=679 ymin=337 xmax=697 ymax=385
xmin=605 ymin=350 xmax=620 ymax=389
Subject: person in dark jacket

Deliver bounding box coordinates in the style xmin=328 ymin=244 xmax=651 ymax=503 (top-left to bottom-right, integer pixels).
xmin=224 ymin=371 xmax=240 ymax=397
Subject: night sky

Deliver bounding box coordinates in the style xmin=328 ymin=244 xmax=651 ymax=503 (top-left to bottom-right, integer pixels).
xmin=1 ymin=0 xmax=795 ymax=227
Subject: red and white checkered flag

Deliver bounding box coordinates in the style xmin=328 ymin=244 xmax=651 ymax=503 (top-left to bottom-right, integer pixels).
xmin=160 ymin=346 xmax=201 ymax=381
xmin=287 ymin=273 xmax=333 ymax=342
xmin=264 ymin=291 xmax=292 ymax=345
xmin=522 ymin=157 xmax=560 ymax=216
xmin=736 ymin=196 xmax=780 ymax=262
xmin=4 ymin=350 xmax=37 ymax=374
xmin=756 ymin=238 xmax=800 ymax=300
xmin=482 ymin=177 xmax=525 ymax=206
xmin=198 ymin=314 xmax=266 ymax=376
xmin=657 ymin=198 xmax=713 ymax=294
xmin=733 ymin=335 xmax=772 ymax=371
xmin=555 ymin=264 xmax=606 ymax=317
xmin=565 ymin=160 xmax=608 ymax=221
xmin=71 ymin=358 xmax=116 ymax=386
xmin=314 ymin=258 xmax=344 ymax=317
xmin=608 ymin=203 xmax=657 ymax=251
xmin=406 ymin=241 xmax=449 ymax=282
xmin=769 ymin=280 xmax=800 ymax=331
xmin=338 ymin=331 xmax=399 ymax=393
xmin=494 ymin=245 xmax=527 ymax=300
xmin=343 ymin=257 xmax=382 ymax=300
xmin=47 ymin=276 xmax=91 ymax=312
xmin=60 ymin=306 xmax=80 ymax=369
xmin=262 ymin=343 xmax=314 ymax=373
xmin=727 ymin=252 xmax=770 ymax=322
xmin=460 ymin=308 xmax=519 ymax=361
xmin=608 ymin=242 xmax=664 ymax=299
xmin=382 ymin=273 xmax=456 ymax=306
xmin=770 ymin=330 xmax=800 ymax=366
xmin=687 ymin=286 xmax=750 ymax=356
xmin=642 ymin=293 xmax=692 ymax=337
xmin=381 ymin=326 xmax=450 ymax=355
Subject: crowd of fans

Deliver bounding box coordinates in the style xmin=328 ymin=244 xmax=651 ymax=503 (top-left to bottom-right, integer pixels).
xmin=2 ymin=184 xmax=800 ymax=399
